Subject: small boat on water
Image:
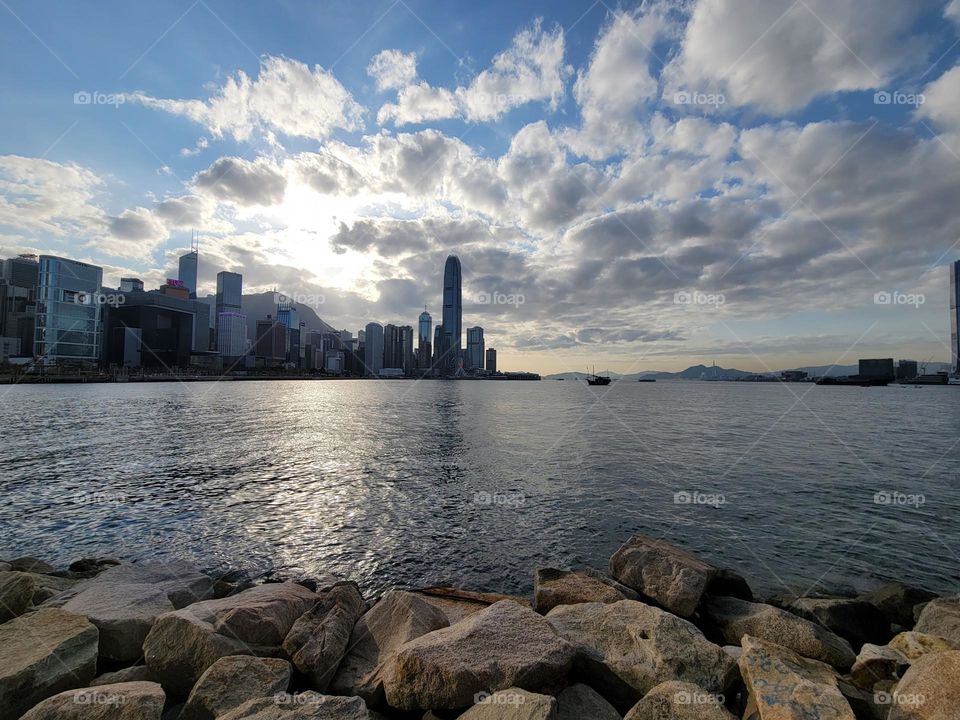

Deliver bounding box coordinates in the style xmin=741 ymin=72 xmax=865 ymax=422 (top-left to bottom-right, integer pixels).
xmin=637 ymin=377 xmax=656 ymax=382
xmin=585 ymin=366 xmax=611 ymax=386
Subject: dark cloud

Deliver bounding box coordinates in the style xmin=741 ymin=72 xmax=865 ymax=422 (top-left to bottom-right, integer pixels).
xmin=194 ymin=157 xmax=286 ymax=206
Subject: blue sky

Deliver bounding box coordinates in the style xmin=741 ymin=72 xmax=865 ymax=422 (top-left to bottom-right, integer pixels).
xmin=2 ymin=0 xmax=959 ymax=372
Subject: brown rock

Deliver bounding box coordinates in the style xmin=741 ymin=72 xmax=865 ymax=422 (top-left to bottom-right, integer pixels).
xmin=460 ymin=688 xmax=558 ymax=719
xmin=217 ymin=692 xmax=370 ymax=719
xmin=624 ymin=680 xmax=736 ymax=720
xmin=887 ymin=650 xmax=960 ymax=720
xmin=534 ymin=568 xmax=629 ymax=614
xmin=8 ymin=557 xmax=55 ymax=574
xmin=850 ymin=643 xmax=909 ymax=690
xmin=0 ymin=571 xmax=36 ymax=621
xmin=181 ymin=655 xmax=292 ymax=720
xmin=787 ymin=597 xmax=891 ymax=647
xmin=20 ymin=681 xmax=165 ymax=719
xmin=91 ymin=665 xmax=156 ymax=685
xmin=913 ymin=596 xmax=960 ymax=645
xmin=888 ymin=631 xmax=960 ymax=661
xmin=556 ymin=683 xmax=620 ymax=720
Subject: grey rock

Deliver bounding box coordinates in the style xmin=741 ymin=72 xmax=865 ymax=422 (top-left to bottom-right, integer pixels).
xmin=534 ymin=568 xmax=629 ymax=614
xmin=861 ymin=583 xmax=937 ymax=629
xmin=91 ymin=665 xmax=156 ymax=686
xmin=8 ymin=557 xmax=55 ymax=574
xmin=181 ymin=655 xmax=292 ymax=720
xmin=460 ymin=688 xmax=557 ymax=719
xmin=624 ymin=681 xmax=736 ymax=720
xmin=850 ymin=643 xmax=909 ymax=691
xmin=706 ymin=568 xmax=754 ymax=602
xmin=787 ymin=596 xmax=891 ymax=647
xmin=913 ymin=595 xmax=960 ymax=644
xmin=556 ymin=683 xmax=620 ymax=720
xmin=0 ymin=571 xmax=35 ymax=621
xmin=20 ymin=681 xmax=166 ymax=719
xmin=217 ymin=692 xmax=370 ymax=719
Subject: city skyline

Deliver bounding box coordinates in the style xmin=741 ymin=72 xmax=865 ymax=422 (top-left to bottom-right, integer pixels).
xmin=1 ymin=2 xmax=960 ymax=373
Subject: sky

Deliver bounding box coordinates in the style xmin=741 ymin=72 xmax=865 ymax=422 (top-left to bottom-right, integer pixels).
xmin=1 ymin=0 xmax=959 ymax=374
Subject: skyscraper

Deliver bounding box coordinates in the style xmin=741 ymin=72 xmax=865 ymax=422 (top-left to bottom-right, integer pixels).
xmin=1 ymin=254 xmax=38 ymax=357
xmin=217 ymin=312 xmax=247 ymax=362
xmin=466 ymin=326 xmax=485 ymax=371
xmin=399 ymin=325 xmax=415 ymax=375
xmin=441 ymin=255 xmax=462 ymax=375
xmin=364 ymin=322 xmax=384 ymax=376
xmin=486 ymin=347 xmax=497 ymax=373
xmin=34 ymin=255 xmax=103 ymax=365
xmin=383 ymin=323 xmax=400 ymax=369
xmin=216 ymin=272 xmax=242 ymax=315
xmin=418 ymin=307 xmax=432 ymax=348
xmin=178 ymin=251 xmax=198 ymax=299
xmin=952 ymin=260 xmax=959 ymax=373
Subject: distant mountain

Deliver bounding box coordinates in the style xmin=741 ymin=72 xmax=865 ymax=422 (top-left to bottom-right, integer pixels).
xmin=200 ymin=291 xmax=337 ymax=340
xmin=545 ymin=363 xmax=855 ymax=381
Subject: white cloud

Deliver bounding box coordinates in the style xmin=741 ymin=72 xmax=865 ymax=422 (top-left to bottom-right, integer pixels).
xmin=100 ymin=207 xmax=168 ymax=260
xmin=917 ymin=64 xmax=960 ymax=136
xmin=128 ymin=56 xmax=364 ymax=142
xmin=946 ymin=0 xmax=960 ymax=24
xmin=368 ymin=49 xmax=418 ymax=91
xmin=377 ymin=83 xmax=459 ymax=125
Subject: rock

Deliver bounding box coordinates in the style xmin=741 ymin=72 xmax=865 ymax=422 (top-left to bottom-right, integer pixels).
xmin=787 ymin=597 xmax=892 ymax=647
xmin=180 ymin=656 xmax=292 ymax=720
xmin=8 ymin=557 xmax=55 ymax=574
xmin=217 ymin=692 xmax=370 ymax=719
xmin=706 ymin=568 xmax=754 ymax=601
xmin=20 ymin=681 xmax=166 ymax=719
xmin=547 ymin=599 xmax=736 ymax=712
xmin=702 ymin=595 xmax=856 ymax=669
xmin=577 ymin=567 xmax=641 ymax=600
xmin=534 ymin=568 xmax=629 ymax=614
xmin=624 ymin=680 xmax=736 ymax=720
xmin=0 ymin=571 xmax=36 ymax=621
xmin=282 ymin=582 xmax=366 ymax=691
xmin=837 ymin=678 xmax=889 ymax=720
xmin=860 ymin=583 xmax=937 ymax=629
xmin=913 ymin=595 xmax=960 ymax=644
xmin=0 ymin=562 xmax=10 ymax=572
xmin=143 ymin=581 xmax=318 ymax=695
xmin=412 ymin=586 xmax=531 ymax=624
xmin=91 ymin=665 xmax=156 ymax=685
xmin=850 ymin=643 xmax=909 ymax=690
xmin=67 ymin=557 xmax=121 ymax=579
xmin=608 ymin=534 xmax=717 ymax=618
xmin=383 ymin=599 xmax=574 ymax=711
xmin=887 ymin=650 xmax=960 ymax=720
xmin=460 ymin=688 xmax=557 ymax=719
xmin=45 ymin=560 xmax=215 ymax=663
xmin=0 ymin=607 xmax=98 ymax=720
xmin=722 ymin=645 xmax=741 ymax=660
xmin=889 ymin=631 xmax=960 ymax=660
xmin=23 ymin=572 xmax=77 ymax=604
xmin=738 ymin=635 xmax=855 ymax=720
xmin=329 ymin=590 xmax=449 ymax=705
xmin=556 ymin=683 xmax=620 ymax=720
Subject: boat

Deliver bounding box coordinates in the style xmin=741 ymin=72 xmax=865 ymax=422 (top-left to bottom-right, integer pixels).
xmin=637 ymin=377 xmax=656 ymax=382
xmin=585 ymin=366 xmax=611 ymax=386
xmin=815 ymin=376 xmax=891 ymax=387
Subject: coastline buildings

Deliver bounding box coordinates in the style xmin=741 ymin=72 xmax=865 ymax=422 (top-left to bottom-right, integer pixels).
xmin=441 ymin=255 xmax=462 ymax=375
xmin=952 ymin=260 xmax=959 ymax=373
xmin=34 ymin=255 xmax=103 ymax=366
xmin=178 ymin=251 xmax=198 ymax=299
xmin=466 ymin=326 xmax=485 ymax=370
xmin=364 ymin=322 xmax=384 ymax=376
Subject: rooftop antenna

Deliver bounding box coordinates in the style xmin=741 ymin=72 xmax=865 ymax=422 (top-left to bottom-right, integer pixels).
xmin=191 ymin=229 xmax=199 ymax=255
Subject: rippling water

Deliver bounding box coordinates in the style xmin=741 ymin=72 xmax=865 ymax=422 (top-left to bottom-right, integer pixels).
xmin=1 ymin=379 xmax=958 ymax=598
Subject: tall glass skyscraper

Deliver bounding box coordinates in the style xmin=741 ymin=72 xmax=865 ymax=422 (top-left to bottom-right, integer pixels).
xmin=178 ymin=251 xmax=198 ymax=299
xmin=441 ymin=255 xmax=462 ymax=375
xmin=951 ymin=260 xmax=959 ymax=373
xmin=418 ymin=307 xmax=432 ymax=349
xmin=466 ymin=326 xmax=485 ymax=370
xmin=364 ymin=322 xmax=384 ymax=376
xmin=216 ymin=272 xmax=242 ymax=315
xmin=34 ymin=255 xmax=103 ymax=365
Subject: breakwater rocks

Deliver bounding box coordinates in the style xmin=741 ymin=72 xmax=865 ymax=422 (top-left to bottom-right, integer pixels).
xmin=0 ymin=536 xmax=958 ymax=719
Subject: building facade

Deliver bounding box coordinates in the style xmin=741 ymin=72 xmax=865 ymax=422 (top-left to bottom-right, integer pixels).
xmin=441 ymin=255 xmax=462 ymax=375
xmin=0 ymin=254 xmax=38 ymax=358
xmin=34 ymin=256 xmax=103 ymax=365
xmin=952 ymin=260 xmax=959 ymax=373
xmin=217 ymin=312 xmax=248 ymax=362
xmin=383 ymin=323 xmax=400 ymax=369
xmin=466 ymin=326 xmax=485 ymax=370
xmin=364 ymin=322 xmax=384 ymax=376
xmin=254 ymin=319 xmax=286 ymax=364
xmin=178 ymin=251 xmax=198 ymax=299
xmin=486 ymin=347 xmax=497 ymax=373
xmin=216 ymin=272 xmax=243 ymax=315
xmin=399 ymin=325 xmax=415 ymax=374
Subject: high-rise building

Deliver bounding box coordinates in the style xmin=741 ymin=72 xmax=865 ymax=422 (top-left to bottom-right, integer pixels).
xmin=952 ymin=260 xmax=959 ymax=373
xmin=254 ymin=318 xmax=286 ymax=364
xmin=418 ymin=307 xmax=432 ymax=348
xmin=399 ymin=325 xmax=415 ymax=374
xmin=433 ymin=324 xmax=442 ymax=369
xmin=486 ymin=347 xmax=497 ymax=373
xmin=119 ymin=278 xmax=144 ymax=292
xmin=1 ymin=254 xmax=38 ymax=358
xmin=217 ymin=312 xmax=247 ymax=362
xmin=364 ymin=322 xmax=384 ymax=376
xmin=466 ymin=326 xmax=485 ymax=371
xmin=383 ymin=323 xmax=400 ymax=369
xmin=34 ymin=255 xmax=103 ymax=365
xmin=441 ymin=255 xmax=462 ymax=375
xmin=216 ymin=272 xmax=242 ymax=315
xmin=178 ymin=251 xmax=198 ymax=299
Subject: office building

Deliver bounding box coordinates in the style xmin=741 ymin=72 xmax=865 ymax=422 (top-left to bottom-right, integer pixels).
xmin=441 ymin=255 xmax=462 ymax=375
xmin=217 ymin=312 xmax=247 ymax=363
xmin=383 ymin=323 xmax=400 ymax=369
xmin=952 ymin=260 xmax=959 ymax=373
xmin=254 ymin=318 xmax=286 ymax=365
xmin=859 ymin=358 xmax=895 ymax=381
xmin=896 ymin=360 xmax=918 ymax=381
xmin=119 ymin=278 xmax=144 ymax=292
xmin=364 ymin=322 xmax=384 ymax=376
xmin=486 ymin=347 xmax=497 ymax=373
xmin=433 ymin=324 xmax=443 ymax=369
xmin=34 ymin=255 xmax=103 ymax=365
xmin=178 ymin=250 xmax=198 ymax=299
xmin=399 ymin=325 xmax=415 ymax=374
xmin=216 ymin=272 xmax=243 ymax=315
xmin=1 ymin=254 xmax=38 ymax=358
xmin=466 ymin=326 xmax=485 ymax=371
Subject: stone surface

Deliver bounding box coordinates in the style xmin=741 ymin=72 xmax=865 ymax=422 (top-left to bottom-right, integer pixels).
xmin=217 ymin=692 xmax=370 ymax=719
xmin=26 ymin=572 xmax=77 ymax=605
xmin=8 ymin=557 xmax=55 ymax=574
xmin=0 ymin=607 xmax=99 ymax=720
xmin=624 ymin=680 xmax=736 ymax=720
xmin=91 ymin=665 xmax=156 ymax=685
xmin=143 ymin=581 xmax=318 ymax=695
xmin=706 ymin=568 xmax=754 ymax=602
xmin=460 ymin=688 xmax=557 ymax=719
xmin=850 ymin=643 xmax=909 ymax=690
xmin=608 ymin=534 xmax=717 ymax=618
xmin=0 ymin=571 xmax=36 ymax=621
xmin=46 ymin=560 xmax=215 ymax=663
xmin=0 ymin=562 xmax=10 ymax=572
xmin=555 ymin=683 xmax=620 ymax=720
xmin=887 ymin=650 xmax=960 ymax=720
xmin=411 ymin=586 xmax=530 ymax=624
xmin=577 ymin=567 xmax=641 ymax=600
xmin=67 ymin=558 xmax=122 ymax=579
xmin=534 ymin=568 xmax=629 ymax=614
xmin=889 ymin=631 xmax=960 ymax=660
xmin=282 ymin=582 xmax=366 ymax=691
xmin=861 ymin=583 xmax=938 ymax=629
xmin=329 ymin=590 xmax=449 ymax=705
xmin=383 ymin=599 xmax=574 ymax=711
xmin=787 ymin=597 xmax=891 ymax=647
xmin=20 ymin=681 xmax=166 ymax=719
xmin=738 ymin=635 xmax=855 ymax=720
xmin=547 ymin=599 xmax=736 ymax=712
xmin=913 ymin=595 xmax=960 ymax=644
xmin=702 ymin=595 xmax=856 ymax=669
xmin=181 ymin=655 xmax=292 ymax=720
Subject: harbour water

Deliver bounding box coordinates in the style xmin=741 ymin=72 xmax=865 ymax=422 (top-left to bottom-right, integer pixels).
xmin=1 ymin=379 xmax=957 ymax=597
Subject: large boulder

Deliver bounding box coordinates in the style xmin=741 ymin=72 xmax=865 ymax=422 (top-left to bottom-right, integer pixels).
xmin=786 ymin=597 xmax=891 ymax=647
xmin=25 ymin=572 xmax=77 ymax=605
xmin=217 ymin=692 xmax=370 ymax=719
xmin=913 ymin=596 xmax=960 ymax=644
xmin=534 ymin=568 xmax=630 ymax=614
xmin=143 ymin=581 xmax=318 ymax=695
xmin=0 ymin=571 xmax=36 ymax=621
xmin=546 ymin=599 xmax=736 ymax=712
xmin=608 ymin=535 xmax=717 ymax=618
xmin=459 ymin=688 xmax=557 ymax=719
xmin=555 ymin=683 xmax=620 ymax=720
xmin=0 ymin=608 xmax=99 ymax=720
xmin=329 ymin=590 xmax=449 ymax=705
xmin=45 ymin=561 xmax=215 ymax=663
xmin=91 ymin=665 xmax=156 ymax=685
xmin=383 ymin=599 xmax=574 ymax=710
xmin=738 ymin=635 xmax=855 ymax=720
xmin=702 ymin=595 xmax=856 ymax=669
xmin=181 ymin=656 xmax=292 ymax=720
xmin=411 ymin=587 xmax=530 ymax=624
xmin=624 ymin=681 xmax=736 ymax=720
xmin=282 ymin=583 xmax=366 ymax=691
xmin=8 ymin=557 xmax=55 ymax=574
xmin=20 ymin=681 xmax=166 ymax=719
xmin=861 ymin=583 xmax=937 ymax=629
xmin=887 ymin=650 xmax=960 ymax=720
xmin=889 ymin=631 xmax=960 ymax=660
xmin=850 ymin=643 xmax=909 ymax=690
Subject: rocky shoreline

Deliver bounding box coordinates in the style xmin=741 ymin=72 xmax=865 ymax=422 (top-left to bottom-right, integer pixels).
xmin=1 ymin=535 xmax=958 ymax=719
